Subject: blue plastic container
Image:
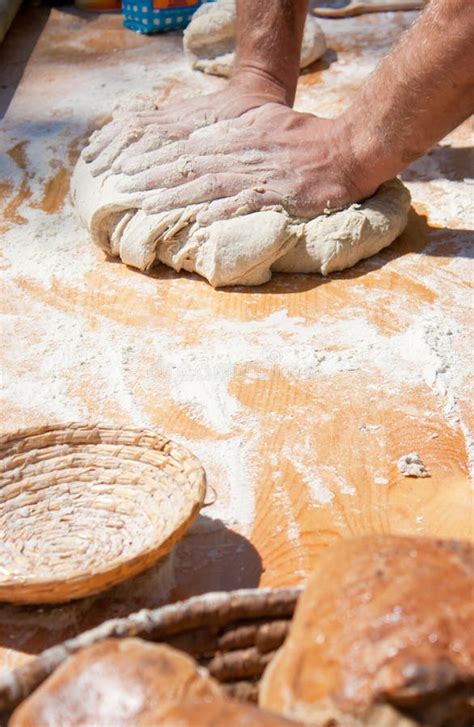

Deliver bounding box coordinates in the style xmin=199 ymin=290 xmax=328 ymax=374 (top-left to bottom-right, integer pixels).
xmin=123 ymin=0 xmax=215 ymax=34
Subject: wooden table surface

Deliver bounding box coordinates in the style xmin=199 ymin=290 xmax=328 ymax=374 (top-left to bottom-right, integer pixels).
xmin=0 ymin=5 xmax=472 ymax=673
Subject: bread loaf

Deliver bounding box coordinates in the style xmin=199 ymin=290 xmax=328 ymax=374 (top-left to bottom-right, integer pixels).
xmin=157 ymin=698 xmax=304 ymax=726
xmin=260 ymin=536 xmax=474 ymax=726
xmin=10 ymin=638 xmax=222 ymax=726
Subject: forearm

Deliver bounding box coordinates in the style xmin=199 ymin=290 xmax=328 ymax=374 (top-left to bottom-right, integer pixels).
xmin=233 ymin=0 xmax=308 ymax=105
xmin=341 ymin=0 xmax=474 ymax=196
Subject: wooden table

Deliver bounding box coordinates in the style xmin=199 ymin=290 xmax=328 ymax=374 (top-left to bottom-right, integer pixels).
xmin=0 ymin=5 xmax=472 ymax=673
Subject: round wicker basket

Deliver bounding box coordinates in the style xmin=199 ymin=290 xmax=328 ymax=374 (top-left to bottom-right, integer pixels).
xmin=0 ymin=587 xmax=301 ymax=716
xmin=0 ymin=423 xmax=206 ymax=604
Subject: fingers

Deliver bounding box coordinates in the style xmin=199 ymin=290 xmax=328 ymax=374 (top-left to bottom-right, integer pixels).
xmin=149 ymin=108 xmax=218 ymax=129
xmin=108 ymin=109 xmax=218 ymax=163
xmin=116 ymin=153 xmax=238 ymax=190
xmin=142 ymin=174 xmax=251 ymax=214
xmin=82 ymin=123 xmax=119 ymax=163
xmin=83 ymin=117 xmax=182 ymax=175
xmin=81 ymin=113 xmax=163 ymax=165
xmin=83 ymin=111 xmax=248 ymax=174
xmin=115 ymin=123 xmax=249 ymax=178
xmin=82 ymin=119 xmax=144 ymax=164
xmin=81 ymin=99 xmax=260 ymax=168
xmin=110 ymin=115 xmax=218 ymax=172
xmin=115 ymin=139 xmax=193 ymax=174
xmin=88 ymin=127 xmax=147 ymax=177
xmin=111 ymin=126 xmax=194 ymax=173
xmin=131 ymin=101 xmax=218 ymax=127
xmin=196 ymin=188 xmax=282 ymax=226
xmin=115 ymin=144 xmax=189 ymax=190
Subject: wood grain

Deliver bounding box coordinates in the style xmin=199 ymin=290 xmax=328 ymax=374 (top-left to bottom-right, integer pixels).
xmin=0 ymin=424 xmax=205 ymax=604
xmin=0 ymin=7 xmax=472 ymax=675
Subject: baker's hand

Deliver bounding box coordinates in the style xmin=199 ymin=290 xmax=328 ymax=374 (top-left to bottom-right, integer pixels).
xmin=82 ymin=71 xmax=289 ymax=177
xmin=115 ymin=103 xmax=374 ymax=223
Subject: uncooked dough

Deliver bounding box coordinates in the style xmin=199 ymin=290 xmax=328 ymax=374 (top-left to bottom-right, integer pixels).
xmin=72 ymin=132 xmax=411 ymax=288
xmin=397 ymin=452 xmax=430 ymax=477
xmin=183 ymin=0 xmax=327 ymax=78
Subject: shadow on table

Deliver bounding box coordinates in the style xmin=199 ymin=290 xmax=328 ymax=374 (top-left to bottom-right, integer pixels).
xmin=0 ymin=517 xmax=261 ymax=657
xmin=0 ymin=4 xmax=51 ymax=120
xmin=401 ymin=145 xmax=474 ymax=183
xmin=299 ymin=47 xmax=338 ymax=81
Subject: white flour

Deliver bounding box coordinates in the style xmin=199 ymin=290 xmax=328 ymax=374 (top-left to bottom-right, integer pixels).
xmin=1 ymin=15 xmax=472 ymax=548
xmin=2 ymin=243 xmax=472 ymax=530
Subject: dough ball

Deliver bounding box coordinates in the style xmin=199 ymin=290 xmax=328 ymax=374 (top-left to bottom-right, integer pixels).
xmin=72 ymin=140 xmax=411 ymax=288
xmin=259 ymin=536 xmax=474 ymax=726
xmin=10 ymin=639 xmax=223 ymax=727
xmin=183 ymin=0 xmax=326 ymax=78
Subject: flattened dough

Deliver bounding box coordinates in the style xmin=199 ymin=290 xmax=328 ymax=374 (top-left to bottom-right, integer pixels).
xmin=72 ymin=124 xmax=411 ymax=288
xmin=184 ymin=0 xmax=327 ymax=78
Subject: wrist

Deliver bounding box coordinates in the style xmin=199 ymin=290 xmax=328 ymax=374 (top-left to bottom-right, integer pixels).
xmin=230 ymin=66 xmax=293 ymax=106
xmin=338 ymin=96 xmax=415 ymax=201
xmin=335 ymin=112 xmax=391 ymax=202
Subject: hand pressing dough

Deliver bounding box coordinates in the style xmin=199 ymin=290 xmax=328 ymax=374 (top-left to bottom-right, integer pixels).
xmin=184 ymin=0 xmax=327 ymax=78
xmin=72 ymin=146 xmax=411 ymax=288
xmin=260 ymin=536 xmax=474 ymax=727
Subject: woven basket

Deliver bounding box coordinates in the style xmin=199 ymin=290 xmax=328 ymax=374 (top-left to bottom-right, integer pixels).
xmin=0 ymin=423 xmax=206 ymax=604
xmin=0 ymin=587 xmax=302 ymax=716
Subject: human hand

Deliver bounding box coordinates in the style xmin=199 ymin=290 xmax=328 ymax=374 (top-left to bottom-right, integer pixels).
xmin=82 ymin=71 xmax=290 ymax=178
xmin=115 ymin=103 xmax=373 ymax=224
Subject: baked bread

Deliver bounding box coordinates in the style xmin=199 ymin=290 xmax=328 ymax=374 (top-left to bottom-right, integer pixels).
xmin=10 ymin=638 xmax=222 ymax=726
xmin=260 ymin=536 xmax=474 ymax=726
xmin=157 ymin=698 xmax=304 ymax=726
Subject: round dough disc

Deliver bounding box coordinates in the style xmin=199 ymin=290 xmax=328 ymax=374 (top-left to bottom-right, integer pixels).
xmin=72 ymin=131 xmax=411 ymax=288
xmin=183 ymin=0 xmax=327 ymax=78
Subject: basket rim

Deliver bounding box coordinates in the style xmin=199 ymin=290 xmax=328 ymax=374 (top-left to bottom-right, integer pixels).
xmin=0 ymin=586 xmax=303 ymax=713
xmin=0 ymin=422 xmax=206 ymax=603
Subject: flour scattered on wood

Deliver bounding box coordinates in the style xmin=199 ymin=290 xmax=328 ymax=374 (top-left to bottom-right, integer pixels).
xmin=2 ymin=31 xmax=473 ymax=546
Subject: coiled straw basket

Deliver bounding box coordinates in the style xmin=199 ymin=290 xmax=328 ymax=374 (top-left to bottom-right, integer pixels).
xmin=0 ymin=423 xmax=206 ymax=604
xmin=0 ymin=587 xmax=302 ymax=718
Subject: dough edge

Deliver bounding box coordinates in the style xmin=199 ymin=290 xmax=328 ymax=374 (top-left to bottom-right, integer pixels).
xmin=72 ymin=153 xmax=411 ymax=288
xmin=183 ymin=0 xmax=327 ymax=78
